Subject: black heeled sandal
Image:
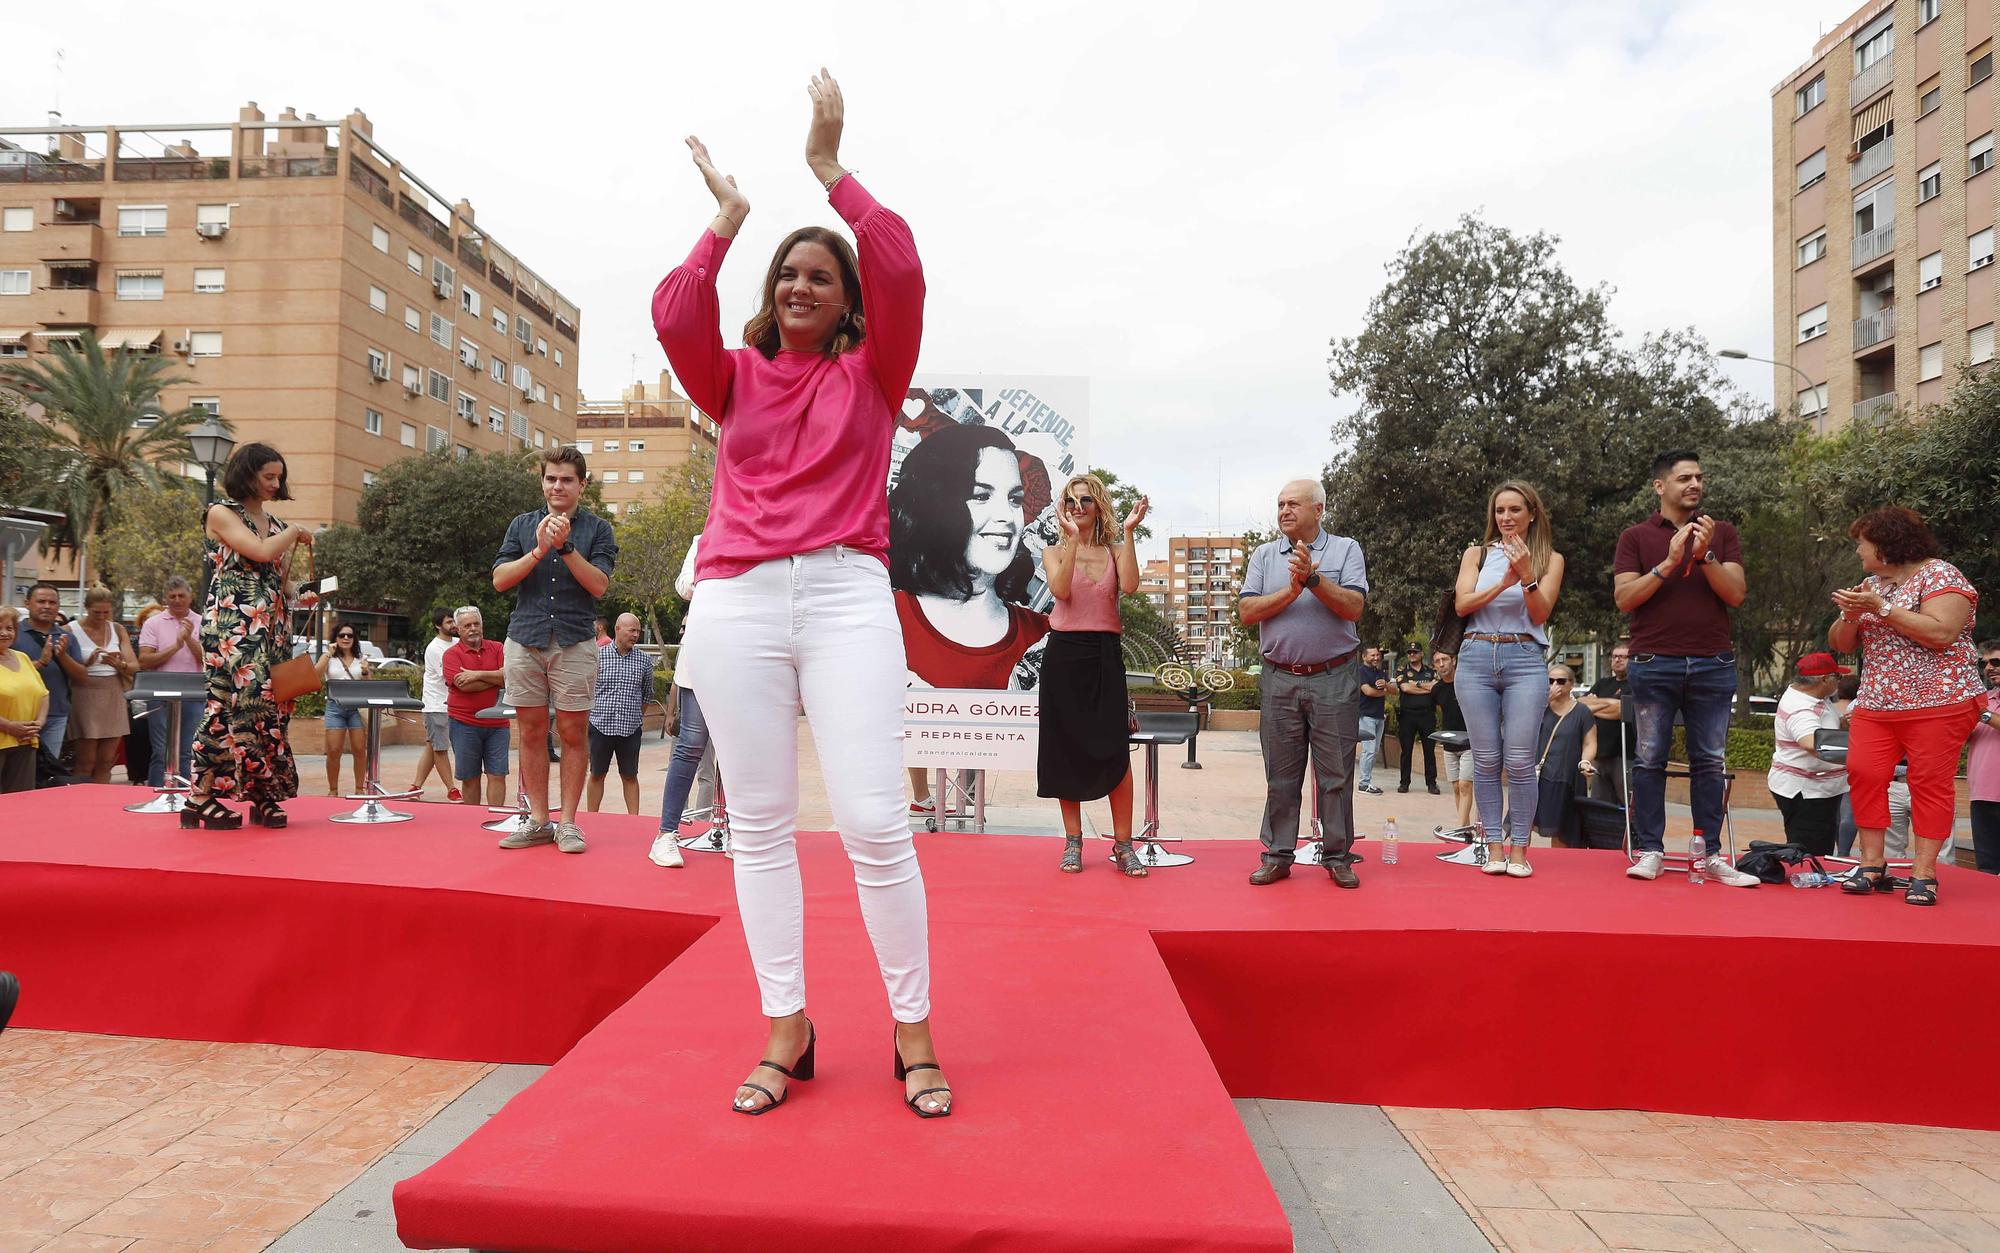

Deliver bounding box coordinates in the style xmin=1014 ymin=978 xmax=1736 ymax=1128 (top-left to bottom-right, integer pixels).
xmin=1059 ymin=835 xmax=1084 ymax=873
xmin=179 ymin=796 xmax=242 ymax=831
xmin=893 ymin=1034 xmax=953 ymax=1119
xmin=247 ymin=800 xmax=288 ymax=829
xmin=1905 ymin=876 xmax=1938 ymax=907
xmin=732 ymin=1018 xmax=814 ymax=1116
xmin=1110 ymin=840 xmax=1150 ymax=878
xmin=1840 ymin=865 xmax=1893 ymax=895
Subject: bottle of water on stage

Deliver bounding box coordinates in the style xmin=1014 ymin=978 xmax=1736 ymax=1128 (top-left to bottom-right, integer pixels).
xmin=1687 ymin=832 xmax=1706 ymax=884
xmin=1790 ymin=870 xmax=1833 ymax=888
xmin=1382 ymin=817 xmax=1399 ymax=866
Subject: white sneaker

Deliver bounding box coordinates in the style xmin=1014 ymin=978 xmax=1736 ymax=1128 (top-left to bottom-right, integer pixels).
xmin=1505 ymin=859 xmax=1533 ymax=878
xmin=1481 ymin=850 xmax=1510 ymax=875
xmin=1627 ymin=851 xmax=1665 ymax=880
xmin=908 ymin=796 xmax=936 ymax=816
xmin=1705 ymin=854 xmax=1759 ymax=888
xmin=649 ymin=832 xmax=685 ymax=868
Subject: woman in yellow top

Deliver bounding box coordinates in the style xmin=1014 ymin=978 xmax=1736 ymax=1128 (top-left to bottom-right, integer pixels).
xmin=0 ymin=605 xmax=52 ymax=793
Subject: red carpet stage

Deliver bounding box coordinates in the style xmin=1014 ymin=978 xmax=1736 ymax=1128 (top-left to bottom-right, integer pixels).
xmin=5 ymin=787 xmax=2000 ymax=1252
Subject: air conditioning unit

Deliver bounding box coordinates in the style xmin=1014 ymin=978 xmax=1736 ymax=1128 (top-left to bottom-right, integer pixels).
xmin=54 ymin=199 xmax=74 ymax=216
xmin=432 ymin=279 xmax=453 ymax=300
xmin=171 ymin=339 xmax=191 ymax=355
xmin=195 ymin=222 xmax=228 ymax=240
xmin=369 ymin=361 xmax=389 ymax=381
xmin=403 ymin=381 xmax=422 ymax=398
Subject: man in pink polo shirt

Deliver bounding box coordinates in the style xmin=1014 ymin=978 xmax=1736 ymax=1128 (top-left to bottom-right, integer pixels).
xmin=136 ymin=575 xmax=204 ymax=789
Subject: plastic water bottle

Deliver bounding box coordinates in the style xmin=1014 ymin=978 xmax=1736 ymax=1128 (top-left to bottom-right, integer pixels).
xmin=1382 ymin=817 xmax=1399 ymax=865
xmin=1791 ymin=870 xmax=1833 ymax=888
xmin=1687 ymin=831 xmax=1707 ymax=884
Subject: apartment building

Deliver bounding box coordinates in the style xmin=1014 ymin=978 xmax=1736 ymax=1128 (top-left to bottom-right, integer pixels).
xmin=572 ymin=370 xmax=718 ymax=518
xmin=1138 ymin=559 xmax=1169 ymax=612
xmin=1772 ymin=0 xmax=1997 ymax=430
xmin=1164 ymin=534 xmax=1246 ymax=660
xmin=0 ymin=104 xmax=582 ymax=529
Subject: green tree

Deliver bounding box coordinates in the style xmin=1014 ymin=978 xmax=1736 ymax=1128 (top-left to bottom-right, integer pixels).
xmin=95 ymin=480 xmax=209 ymax=598
xmin=1324 ymin=216 xmax=1786 ymax=653
xmin=0 ymin=334 xmax=215 ymax=566
xmin=607 ymin=455 xmax=714 ymax=644
xmin=0 ymin=388 xmax=59 ymax=507
xmin=314 ymin=449 xmax=547 ymax=638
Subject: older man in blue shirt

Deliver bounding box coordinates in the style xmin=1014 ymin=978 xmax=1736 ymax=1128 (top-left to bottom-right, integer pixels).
xmin=1238 ymin=479 xmax=1369 ymax=888
xmin=493 ymin=446 xmax=617 ymax=853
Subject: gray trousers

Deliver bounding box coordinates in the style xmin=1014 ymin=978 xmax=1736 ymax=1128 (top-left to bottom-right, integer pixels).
xmin=1258 ymin=662 xmax=1360 ymax=865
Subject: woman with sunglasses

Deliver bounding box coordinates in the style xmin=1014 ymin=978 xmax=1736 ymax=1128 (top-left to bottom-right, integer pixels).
xmin=1454 ymin=480 xmax=1566 ymax=877
xmin=1039 ymin=476 xmax=1149 ymax=876
xmin=316 ymin=621 xmax=372 ymax=796
xmin=1529 ymin=664 xmax=1597 ymax=853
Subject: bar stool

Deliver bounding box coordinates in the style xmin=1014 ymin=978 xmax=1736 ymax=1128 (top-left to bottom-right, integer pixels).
xmin=674 ymin=772 xmax=731 ymax=854
xmin=123 ymin=672 xmax=205 ymax=814
xmin=472 ymin=692 xmax=536 ymax=836
xmin=1126 ymin=711 xmax=1200 ymax=868
xmin=1420 ymin=729 xmax=1491 ymax=868
xmin=325 ymin=679 xmax=425 ymax=825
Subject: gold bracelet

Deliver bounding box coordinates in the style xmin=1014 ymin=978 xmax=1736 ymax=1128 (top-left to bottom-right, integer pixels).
xmin=821 ymin=168 xmax=854 ymax=190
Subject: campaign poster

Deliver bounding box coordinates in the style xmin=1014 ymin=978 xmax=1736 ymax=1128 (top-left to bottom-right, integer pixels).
xmin=889 ymin=375 xmax=1088 ymax=768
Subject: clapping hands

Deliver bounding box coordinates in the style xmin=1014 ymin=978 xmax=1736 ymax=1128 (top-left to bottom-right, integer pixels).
xmin=1120 ymin=495 xmax=1150 ymax=537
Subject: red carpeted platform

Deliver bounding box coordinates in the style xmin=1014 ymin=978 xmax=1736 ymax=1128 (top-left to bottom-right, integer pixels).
xmin=4 ymin=786 xmax=2000 ymax=1253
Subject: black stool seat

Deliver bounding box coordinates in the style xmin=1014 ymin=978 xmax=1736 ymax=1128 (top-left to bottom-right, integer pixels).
xmin=1130 ymin=711 xmax=1199 ymax=746
xmin=1428 ymin=729 xmax=1471 ymax=752
xmin=126 ymin=672 xmax=207 ymax=702
xmin=326 ymin=678 xmax=424 ymax=712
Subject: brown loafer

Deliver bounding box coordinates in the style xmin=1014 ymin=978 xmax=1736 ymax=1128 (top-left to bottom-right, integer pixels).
xmin=1248 ymin=863 xmax=1291 ymax=886
xmin=1327 ymin=860 xmax=1360 ymax=889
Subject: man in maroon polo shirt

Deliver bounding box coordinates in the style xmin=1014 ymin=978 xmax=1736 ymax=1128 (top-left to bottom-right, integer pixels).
xmin=1611 ymin=450 xmax=1759 ymax=886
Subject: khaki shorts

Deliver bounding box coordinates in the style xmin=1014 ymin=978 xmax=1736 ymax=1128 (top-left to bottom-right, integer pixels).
xmin=504 ymin=638 xmax=598 ymax=713
xmin=1441 ymin=748 xmax=1471 ymax=784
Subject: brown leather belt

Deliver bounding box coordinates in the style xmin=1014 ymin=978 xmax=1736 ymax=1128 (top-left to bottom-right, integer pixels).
xmin=1265 ymin=651 xmax=1355 ymax=676
xmin=1464 ymin=633 xmax=1538 ymax=644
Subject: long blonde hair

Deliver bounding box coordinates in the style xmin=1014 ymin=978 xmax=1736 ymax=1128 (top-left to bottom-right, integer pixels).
xmin=1480 ymin=480 xmax=1553 ymax=580
xmin=1060 ymin=474 xmax=1119 ymax=547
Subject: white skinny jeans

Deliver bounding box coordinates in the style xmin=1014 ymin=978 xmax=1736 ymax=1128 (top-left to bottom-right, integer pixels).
xmin=688 ymin=546 xmax=932 ymax=1022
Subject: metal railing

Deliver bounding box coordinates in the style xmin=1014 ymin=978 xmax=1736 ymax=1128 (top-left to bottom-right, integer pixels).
xmin=0 ymin=158 xmax=106 ymax=184
xmin=1850 ymin=140 xmax=1894 ymax=186
xmin=112 ymin=156 xmax=230 ymax=181
xmin=1854 ymin=392 xmax=1898 ymax=425
xmin=398 ymin=193 xmax=452 ymax=247
xmin=1851 ymin=55 xmax=1893 ymax=107
xmin=1852 ymin=222 xmax=1895 ymax=268
xmin=239 ymin=154 xmax=336 ymax=179
xmin=1852 ymin=306 xmax=1895 ymax=349
xmin=348 ymin=158 xmax=395 ymax=208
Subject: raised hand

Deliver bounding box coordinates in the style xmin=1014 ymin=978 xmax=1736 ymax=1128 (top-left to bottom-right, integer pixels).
xmin=805 ymin=68 xmax=845 ymax=184
xmin=1057 ymin=509 xmax=1081 ymax=542
xmin=1287 ymin=543 xmax=1316 ymax=588
xmin=1687 ymin=516 xmax=1716 ymax=562
xmin=1122 ymin=494 xmax=1150 ymax=536
xmin=1664 ymin=522 xmax=1693 ymax=570
xmin=686 ymin=136 xmax=750 ymax=227
xmin=1502 ymin=534 xmax=1533 ymax=579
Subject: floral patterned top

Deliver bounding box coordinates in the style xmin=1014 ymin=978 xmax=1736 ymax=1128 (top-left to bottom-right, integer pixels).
xmin=1854 ymin=559 xmax=1982 ymax=712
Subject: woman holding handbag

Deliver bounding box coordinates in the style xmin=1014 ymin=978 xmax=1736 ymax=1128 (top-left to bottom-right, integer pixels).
xmin=183 ymin=443 xmax=313 ymax=831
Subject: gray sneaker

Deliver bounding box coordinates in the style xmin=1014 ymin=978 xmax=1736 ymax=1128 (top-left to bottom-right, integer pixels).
xmin=553 ymin=821 xmax=587 ymax=854
xmin=498 ymin=820 xmax=556 ymax=850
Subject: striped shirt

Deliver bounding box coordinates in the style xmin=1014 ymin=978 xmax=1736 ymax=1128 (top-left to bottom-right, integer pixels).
xmin=589 ymin=641 xmax=654 ymax=738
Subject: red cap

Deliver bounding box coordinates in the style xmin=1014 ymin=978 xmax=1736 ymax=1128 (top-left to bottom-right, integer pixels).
xmin=1796 ymin=652 xmax=1854 ymax=677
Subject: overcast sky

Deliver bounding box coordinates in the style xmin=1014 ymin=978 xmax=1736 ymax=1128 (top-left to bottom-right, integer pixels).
xmin=6 ymin=0 xmax=1845 ymax=558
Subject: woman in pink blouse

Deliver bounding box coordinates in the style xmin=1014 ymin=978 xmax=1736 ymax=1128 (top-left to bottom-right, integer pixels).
xmin=652 ymin=71 xmax=950 ymax=1119
xmin=1829 ymin=507 xmax=1982 ymax=906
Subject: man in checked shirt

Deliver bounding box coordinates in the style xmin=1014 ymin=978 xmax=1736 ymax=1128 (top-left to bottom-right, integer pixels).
xmin=587 ymin=613 xmax=654 ymax=815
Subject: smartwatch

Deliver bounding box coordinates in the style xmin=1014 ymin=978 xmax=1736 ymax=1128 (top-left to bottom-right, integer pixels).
xmin=558 ymin=540 xmax=576 ymax=556
xmin=1303 ymin=572 xmax=1322 ymax=589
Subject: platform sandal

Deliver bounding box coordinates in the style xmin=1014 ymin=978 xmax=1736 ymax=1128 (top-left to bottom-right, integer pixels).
xmin=1059 ymin=835 xmax=1084 ymax=873
xmin=732 ymin=1018 xmax=814 ymax=1116
xmin=1839 ymin=864 xmax=1893 ymax=895
xmin=893 ymin=1036 xmax=953 ymax=1119
xmin=1905 ymin=876 xmax=1938 ymax=907
xmin=247 ymin=800 xmax=288 ymax=829
xmin=1110 ymin=839 xmax=1150 ymax=878
xmin=179 ymin=796 xmax=242 ymax=831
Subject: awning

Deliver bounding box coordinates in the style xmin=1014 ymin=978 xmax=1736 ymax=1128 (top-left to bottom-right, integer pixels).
xmin=44 ymin=258 xmax=94 ymax=270
xmin=99 ymin=329 xmax=161 ymax=351
xmin=0 ymin=328 xmax=29 ymax=346
xmin=35 ymin=329 xmax=84 ymax=344
xmin=1853 ymin=96 xmax=1893 ymax=146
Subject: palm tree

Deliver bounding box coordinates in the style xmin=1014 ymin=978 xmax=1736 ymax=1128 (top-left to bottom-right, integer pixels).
xmin=0 ymin=333 xmax=225 ymax=567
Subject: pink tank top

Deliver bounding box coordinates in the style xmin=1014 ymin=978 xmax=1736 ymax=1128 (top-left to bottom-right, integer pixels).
xmin=1050 ymin=553 xmax=1122 ymax=633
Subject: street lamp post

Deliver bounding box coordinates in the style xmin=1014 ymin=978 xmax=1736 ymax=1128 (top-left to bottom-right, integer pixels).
xmin=1717 ymin=348 xmax=1822 ymax=436
xmin=186 ymin=416 xmax=235 ymax=505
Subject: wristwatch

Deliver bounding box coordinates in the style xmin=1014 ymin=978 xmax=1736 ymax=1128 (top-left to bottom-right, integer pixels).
xmin=1303 ymin=572 xmax=1322 ymax=589
xmin=1702 ymin=550 xmax=1719 ymax=564
xmin=558 ymin=540 xmax=576 ymax=556
xmin=1521 ymin=579 xmax=1540 ymax=593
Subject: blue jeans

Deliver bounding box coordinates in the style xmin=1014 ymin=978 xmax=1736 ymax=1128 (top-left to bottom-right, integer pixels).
xmin=1454 ymin=638 xmax=1548 ymax=846
xmin=1356 ymin=714 xmax=1384 ymax=787
xmin=659 ymin=686 xmax=711 ymax=832
xmin=1628 ymin=652 xmax=1735 ymax=855
xmin=147 ymin=696 xmax=203 ymax=788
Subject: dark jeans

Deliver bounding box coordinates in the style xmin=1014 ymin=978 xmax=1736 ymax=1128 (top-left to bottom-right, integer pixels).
xmin=1772 ymin=790 xmax=1841 ymax=857
xmin=1397 ymin=707 xmax=1436 ymax=786
xmin=147 ymin=696 xmax=203 ymax=789
xmin=1628 ymin=652 xmax=1735 ymax=855
xmin=1972 ymin=801 xmax=2000 ymax=874
xmin=1258 ymin=663 xmax=1359 ymax=865
xmin=659 ymin=686 xmax=712 ymax=832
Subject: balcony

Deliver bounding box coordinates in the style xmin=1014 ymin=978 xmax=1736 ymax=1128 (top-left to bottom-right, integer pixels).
xmin=347 ymin=157 xmax=395 ymax=209
xmin=1852 ymin=306 xmax=1895 ymax=350
xmin=238 ymin=154 xmax=335 ymax=179
xmin=1852 ymin=222 xmax=1894 ymax=269
xmin=1851 ymin=55 xmax=1892 ymax=107
xmin=1854 ymin=392 xmax=1898 ymax=425
xmin=1850 ymin=140 xmax=1893 ymax=187
xmin=112 ymin=155 xmax=229 ymax=182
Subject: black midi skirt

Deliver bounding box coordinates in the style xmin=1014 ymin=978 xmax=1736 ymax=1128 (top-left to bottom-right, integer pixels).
xmin=1036 ymin=630 xmax=1131 ymax=801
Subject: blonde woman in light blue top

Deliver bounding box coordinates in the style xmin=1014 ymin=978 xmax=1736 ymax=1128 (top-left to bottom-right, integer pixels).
xmin=1452 ymin=481 xmax=1567 ymax=876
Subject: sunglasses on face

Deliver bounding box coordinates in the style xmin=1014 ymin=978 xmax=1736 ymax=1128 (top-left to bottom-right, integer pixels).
xmin=1064 ymin=497 xmax=1096 ymax=509
xmin=1549 ymin=678 xmax=1571 ymax=686
xmin=1983 ymin=659 xmax=2000 ymax=667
